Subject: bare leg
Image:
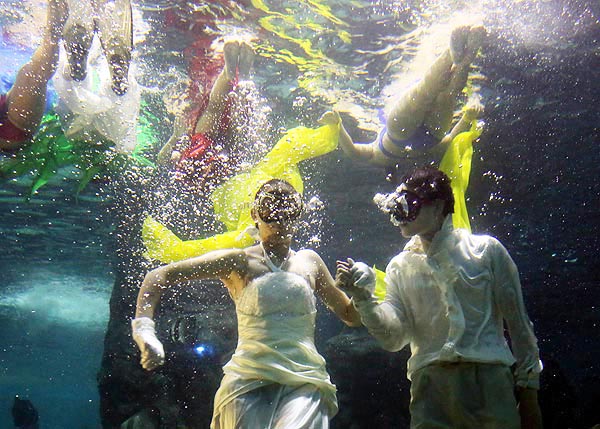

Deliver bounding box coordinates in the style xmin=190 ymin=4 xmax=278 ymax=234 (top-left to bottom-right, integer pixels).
xmin=385 ymin=49 xmax=454 ymax=141
xmin=424 ymin=25 xmax=485 ymax=138
xmin=158 ymin=41 xmax=254 ymax=165
xmin=194 ymin=40 xmax=241 ymax=137
xmin=96 ymin=0 xmax=133 ymax=95
xmin=4 ymin=0 xmax=68 ymax=145
xmin=386 ymin=25 xmax=474 ymax=141
xmin=238 ymin=41 xmax=255 ymax=81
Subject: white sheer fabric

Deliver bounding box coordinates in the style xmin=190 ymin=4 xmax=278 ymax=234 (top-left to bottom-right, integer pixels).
xmin=211 ymin=271 xmax=337 ymax=429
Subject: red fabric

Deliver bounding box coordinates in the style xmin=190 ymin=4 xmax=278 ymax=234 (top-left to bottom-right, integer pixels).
xmin=174 ymin=132 xmax=232 ymax=191
xmin=178 ymin=132 xmax=215 ymax=164
xmin=0 ymin=94 xmax=30 ymax=146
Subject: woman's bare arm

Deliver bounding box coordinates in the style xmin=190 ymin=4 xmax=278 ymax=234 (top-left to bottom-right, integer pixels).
xmin=307 ymin=250 xmax=362 ymax=327
xmin=135 ymin=249 xmax=248 ymax=318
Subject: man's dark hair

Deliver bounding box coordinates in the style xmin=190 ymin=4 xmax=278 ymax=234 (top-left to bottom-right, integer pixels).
xmin=401 ymin=166 xmax=455 ymax=216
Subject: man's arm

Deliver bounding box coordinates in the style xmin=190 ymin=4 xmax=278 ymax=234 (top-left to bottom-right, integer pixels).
xmin=490 ymin=239 xmax=543 ymax=429
xmin=337 ymin=258 xmax=411 ymax=351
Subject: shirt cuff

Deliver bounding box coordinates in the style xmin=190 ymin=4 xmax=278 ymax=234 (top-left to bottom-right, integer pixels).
xmin=514 ymin=361 xmax=542 ymax=390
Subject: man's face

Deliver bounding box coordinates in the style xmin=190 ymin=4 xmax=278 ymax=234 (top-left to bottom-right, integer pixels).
xmin=396 ymin=186 xmax=443 ymax=239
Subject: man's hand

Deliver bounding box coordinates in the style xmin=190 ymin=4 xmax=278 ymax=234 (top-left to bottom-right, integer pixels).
xmin=516 ymin=388 xmax=543 ymax=429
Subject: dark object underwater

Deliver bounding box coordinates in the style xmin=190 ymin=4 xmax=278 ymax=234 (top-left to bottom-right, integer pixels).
xmin=12 ymin=396 xmax=39 ymax=429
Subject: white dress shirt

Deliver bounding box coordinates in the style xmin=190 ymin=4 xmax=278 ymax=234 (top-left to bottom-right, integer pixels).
xmin=354 ymin=216 xmax=542 ymax=389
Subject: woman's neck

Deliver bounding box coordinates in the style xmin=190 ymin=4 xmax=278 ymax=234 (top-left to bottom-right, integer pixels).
xmin=261 ymin=241 xmax=291 ymax=266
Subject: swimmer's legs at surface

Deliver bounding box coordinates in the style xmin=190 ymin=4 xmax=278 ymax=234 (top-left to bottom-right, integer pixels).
xmin=63 ymin=0 xmax=94 ymax=82
xmin=157 ymin=40 xmax=255 ymax=166
xmin=96 ymin=0 xmax=133 ymax=95
xmin=385 ymin=25 xmax=482 ymax=142
xmin=3 ymin=0 xmax=68 ymax=149
xmin=194 ymin=40 xmax=255 ymax=138
xmin=424 ymin=26 xmax=485 ymax=139
xmin=385 ymin=49 xmax=455 ymax=142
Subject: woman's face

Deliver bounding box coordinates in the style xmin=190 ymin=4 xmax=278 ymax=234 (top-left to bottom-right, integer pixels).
xmin=255 ymin=216 xmax=297 ymax=244
xmin=252 ymin=190 xmax=302 ymax=244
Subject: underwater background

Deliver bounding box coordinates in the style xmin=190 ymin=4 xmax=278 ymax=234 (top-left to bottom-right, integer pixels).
xmin=0 ymin=0 xmax=599 ymax=428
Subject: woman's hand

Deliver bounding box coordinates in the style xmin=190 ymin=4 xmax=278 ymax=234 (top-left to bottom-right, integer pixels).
xmin=318 ymin=111 xmax=342 ymax=127
xmin=131 ymin=318 xmax=166 ymax=371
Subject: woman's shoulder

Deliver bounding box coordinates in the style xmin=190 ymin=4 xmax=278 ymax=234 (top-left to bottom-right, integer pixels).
xmin=294 ymin=248 xmax=322 ymax=261
xmin=243 ymin=244 xmax=262 ymax=257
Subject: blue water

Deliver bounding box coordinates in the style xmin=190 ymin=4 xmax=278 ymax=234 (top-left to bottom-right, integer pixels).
xmin=1 ymin=1 xmax=599 ymax=428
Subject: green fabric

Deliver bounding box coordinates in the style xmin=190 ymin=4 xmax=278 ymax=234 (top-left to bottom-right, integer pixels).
xmin=1 ymin=103 xmax=158 ymax=195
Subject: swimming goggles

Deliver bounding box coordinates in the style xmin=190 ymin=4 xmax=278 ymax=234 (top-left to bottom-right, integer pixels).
xmin=390 ymin=189 xmax=430 ymax=224
xmin=255 ymin=191 xmax=303 ymax=224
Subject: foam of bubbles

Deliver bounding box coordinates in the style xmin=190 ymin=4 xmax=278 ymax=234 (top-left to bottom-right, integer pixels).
xmin=0 ymin=271 xmax=111 ymax=328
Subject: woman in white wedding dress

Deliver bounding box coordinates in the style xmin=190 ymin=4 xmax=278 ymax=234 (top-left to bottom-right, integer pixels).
xmin=131 ymin=178 xmax=361 ymax=429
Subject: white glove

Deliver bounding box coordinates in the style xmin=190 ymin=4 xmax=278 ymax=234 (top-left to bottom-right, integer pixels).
xmin=131 ymin=317 xmax=165 ymax=371
xmin=350 ymin=262 xmax=376 ymax=299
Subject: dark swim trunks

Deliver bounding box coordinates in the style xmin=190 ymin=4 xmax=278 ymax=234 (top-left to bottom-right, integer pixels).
xmin=1 ymin=94 xmax=31 ymax=150
xmin=376 ymin=125 xmax=439 ymax=159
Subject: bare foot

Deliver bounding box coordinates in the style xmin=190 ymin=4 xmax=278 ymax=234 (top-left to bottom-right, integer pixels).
xmin=223 ymin=40 xmax=240 ymax=81
xmin=464 ymin=25 xmax=485 ymax=63
xmin=450 ymin=25 xmax=471 ymax=65
xmin=238 ymin=41 xmax=255 ymax=80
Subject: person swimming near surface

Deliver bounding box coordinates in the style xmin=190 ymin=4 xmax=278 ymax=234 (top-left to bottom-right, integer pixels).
xmin=132 ymin=178 xmax=361 ymax=428
xmin=321 ymin=25 xmax=485 ymax=180
xmin=0 ymin=0 xmax=68 ymax=153
xmin=157 ymin=39 xmax=255 ymax=191
xmin=62 ymin=0 xmax=132 ymax=95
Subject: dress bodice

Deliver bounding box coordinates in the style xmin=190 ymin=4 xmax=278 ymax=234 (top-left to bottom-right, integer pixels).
xmin=235 ymin=271 xmax=316 ymax=318
xmin=213 ymin=265 xmax=338 ymax=420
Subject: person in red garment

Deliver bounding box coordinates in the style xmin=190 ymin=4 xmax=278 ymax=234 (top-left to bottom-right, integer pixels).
xmin=157 ymin=39 xmax=254 ymax=191
xmin=0 ymin=0 xmax=68 ymax=153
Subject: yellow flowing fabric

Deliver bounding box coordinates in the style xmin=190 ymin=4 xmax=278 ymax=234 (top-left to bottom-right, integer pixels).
xmin=439 ymin=121 xmax=482 ymax=232
xmin=142 ymin=123 xmax=340 ymax=263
